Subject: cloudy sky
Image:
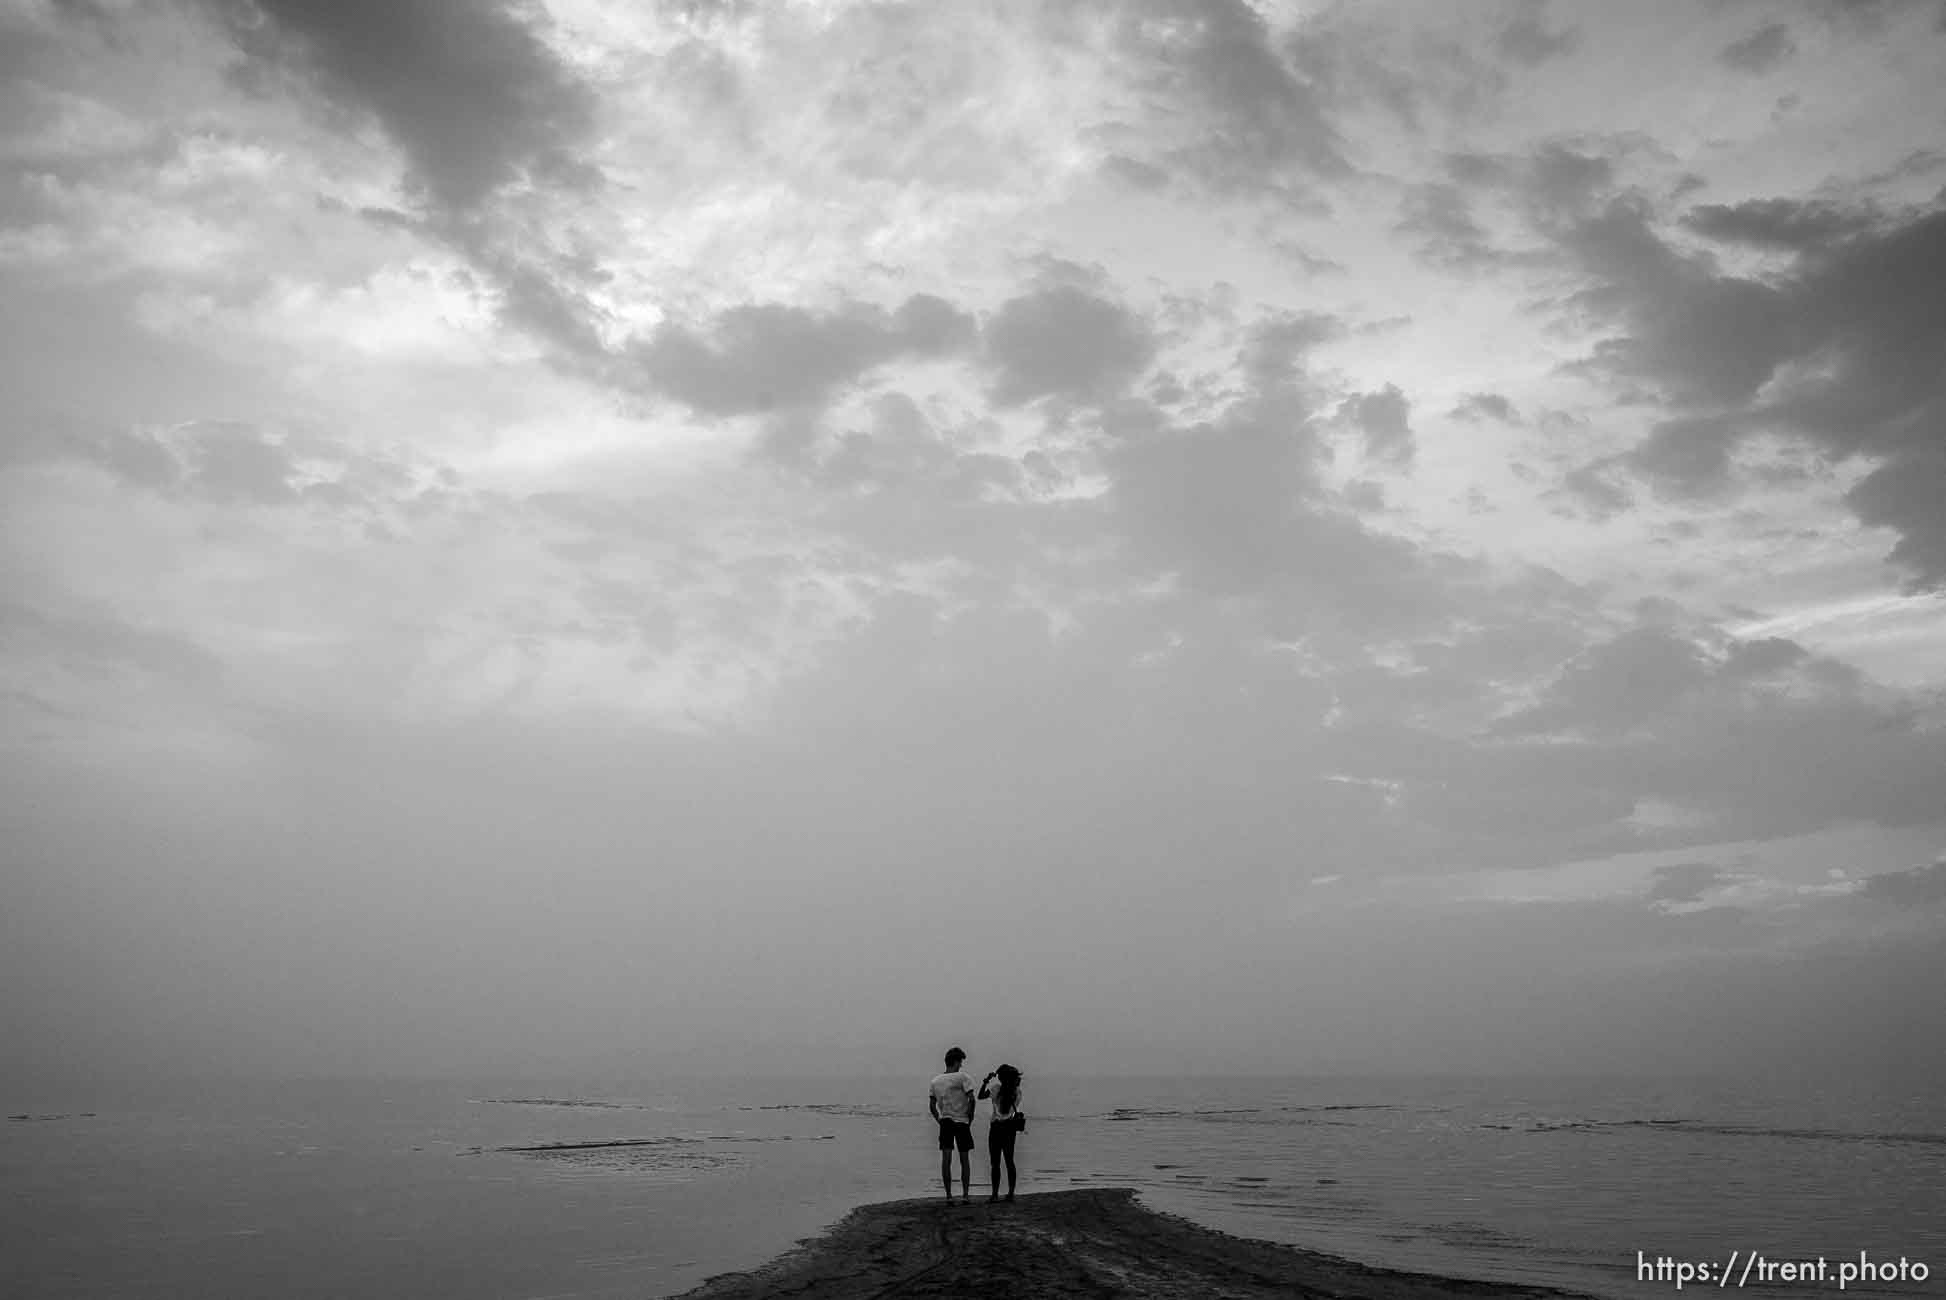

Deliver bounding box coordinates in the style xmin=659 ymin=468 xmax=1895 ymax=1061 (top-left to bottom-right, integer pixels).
xmin=3 ymin=0 xmax=1944 ymax=1085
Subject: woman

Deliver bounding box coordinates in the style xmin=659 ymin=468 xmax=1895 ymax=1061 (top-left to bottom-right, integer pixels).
xmin=977 ymin=1063 xmax=1024 ymax=1202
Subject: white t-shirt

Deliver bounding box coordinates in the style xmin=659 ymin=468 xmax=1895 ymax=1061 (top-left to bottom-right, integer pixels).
xmin=985 ymin=1079 xmax=1022 ymax=1123
xmin=930 ymin=1071 xmax=976 ymax=1123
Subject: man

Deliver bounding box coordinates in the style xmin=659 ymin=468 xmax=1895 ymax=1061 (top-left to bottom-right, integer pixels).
xmin=927 ymin=1046 xmax=977 ymax=1201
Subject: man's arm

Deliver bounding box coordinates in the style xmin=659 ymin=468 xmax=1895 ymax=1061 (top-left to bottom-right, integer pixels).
xmin=929 ymin=1091 xmax=939 ymax=1119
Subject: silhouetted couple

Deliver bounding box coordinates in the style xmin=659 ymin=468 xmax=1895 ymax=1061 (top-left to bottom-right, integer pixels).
xmin=928 ymin=1047 xmax=1025 ymax=1203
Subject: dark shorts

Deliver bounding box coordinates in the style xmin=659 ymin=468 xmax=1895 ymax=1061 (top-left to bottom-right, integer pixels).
xmin=988 ymin=1120 xmax=1018 ymax=1156
xmin=936 ymin=1118 xmax=974 ymax=1152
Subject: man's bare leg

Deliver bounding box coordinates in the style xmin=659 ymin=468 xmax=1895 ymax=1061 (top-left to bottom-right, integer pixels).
xmin=958 ymin=1149 xmax=971 ymax=1201
xmin=940 ymin=1148 xmax=953 ymax=1198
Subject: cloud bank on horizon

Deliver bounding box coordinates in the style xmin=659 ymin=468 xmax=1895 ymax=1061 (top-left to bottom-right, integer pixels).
xmin=2 ymin=0 xmax=1943 ymax=1081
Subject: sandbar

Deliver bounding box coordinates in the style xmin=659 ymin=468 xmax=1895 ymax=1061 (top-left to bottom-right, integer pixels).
xmin=674 ymin=1187 xmax=1585 ymax=1299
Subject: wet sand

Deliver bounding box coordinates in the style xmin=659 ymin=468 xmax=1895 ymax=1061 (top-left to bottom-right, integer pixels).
xmin=674 ymin=1187 xmax=1585 ymax=1299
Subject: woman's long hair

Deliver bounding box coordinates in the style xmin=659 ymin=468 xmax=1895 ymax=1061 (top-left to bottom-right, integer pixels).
xmin=995 ymin=1064 xmax=1021 ymax=1114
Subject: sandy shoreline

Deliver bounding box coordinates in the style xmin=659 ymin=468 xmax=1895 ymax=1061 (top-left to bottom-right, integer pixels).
xmin=673 ymin=1187 xmax=1587 ymax=1299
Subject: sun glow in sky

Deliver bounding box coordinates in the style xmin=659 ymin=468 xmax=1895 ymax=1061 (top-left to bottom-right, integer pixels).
xmin=3 ymin=0 xmax=1944 ymax=1082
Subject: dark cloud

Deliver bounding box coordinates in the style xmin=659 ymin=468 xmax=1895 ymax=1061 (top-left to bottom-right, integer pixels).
xmin=2 ymin=417 xmax=182 ymax=491
xmin=749 ymin=288 xmax=1442 ymax=658
xmin=1103 ymin=0 xmax=1349 ymax=194
xmin=1447 ymin=150 xmax=1517 ymax=189
xmin=1241 ymin=311 xmax=1343 ymax=387
xmin=0 ymin=414 xmax=422 ymax=514
xmin=1340 ymin=384 xmax=1414 ymax=464
xmin=1100 ymin=154 xmax=1171 ymax=192
xmin=1723 ymin=636 xmax=1809 ymax=677
xmin=1646 ymin=862 xmax=1731 ymax=905
xmin=1846 ymin=444 xmax=1946 ymax=585
xmin=181 ymin=420 xmax=297 ymax=505
xmin=95 ymin=429 xmax=182 ymax=489
xmin=633 ymin=294 xmax=976 ymax=417
xmin=1855 ymin=148 xmax=1946 ymax=189
xmin=749 ymin=386 xmax=1081 ymax=574
xmin=1401 ymin=143 xmax=1611 ymax=268
xmin=983 ymin=285 xmax=1156 ymax=406
xmin=1621 ymin=414 xmax=1745 ymax=499
xmin=1283 ymin=13 xmax=1426 ymax=131
xmin=1397 ymin=182 xmax=1504 ymax=269
xmin=1804 ymin=0 xmax=1940 ymax=34
xmin=806 ymin=393 xmax=955 ymax=492
xmin=1102 ymin=398 xmax=1468 ymax=638
xmin=1497 ymin=626 xmax=1715 ymax=738
xmin=1343 ymin=479 xmax=1385 ymax=512
xmin=1731 ymin=207 xmax=1946 ymax=581
xmin=1451 ymin=393 xmax=1520 ymax=423
xmin=1763 ymin=208 xmax=1946 ymax=447
xmin=1286 ymin=7 xmax=1516 ymax=143
xmin=1557 ymin=461 xmax=1633 ymax=519
xmin=0 ymin=602 xmax=229 ymax=692
xmin=1682 ymin=197 xmax=1881 ymax=251
xmin=888 ymin=293 xmax=982 ymax=354
xmin=1559 ymin=202 xmax=1799 ymax=406
xmin=1531 ymin=627 xmax=1837 ymax=735
xmin=1510 ymin=141 xmax=1946 ymax=582
xmin=1717 ymin=22 xmax=1796 ymax=73
xmin=27 ymin=1 xmax=127 ymax=57
xmin=1495 ymin=0 xmax=1580 ymax=66
xmin=1862 ymin=859 xmax=1946 ymax=905
xmin=479 ymin=254 xmax=611 ymax=362
xmin=189 ymin=2 xmax=617 ymax=380
xmin=2 ymin=422 xmax=358 ymax=513
xmin=210 ymin=0 xmax=595 ymax=215
xmin=1524 ymin=143 xmax=1617 ymax=217
xmin=1104 ymin=393 xmax=1326 ymax=595
xmin=1439 ymin=620 xmax=1946 ymax=853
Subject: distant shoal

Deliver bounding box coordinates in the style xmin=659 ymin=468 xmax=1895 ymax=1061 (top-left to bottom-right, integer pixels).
xmin=672 ymin=1187 xmax=1588 ymax=1299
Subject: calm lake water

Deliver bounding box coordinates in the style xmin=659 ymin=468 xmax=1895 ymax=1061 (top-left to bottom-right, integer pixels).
xmin=5 ymin=1074 xmax=1942 ymax=1299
